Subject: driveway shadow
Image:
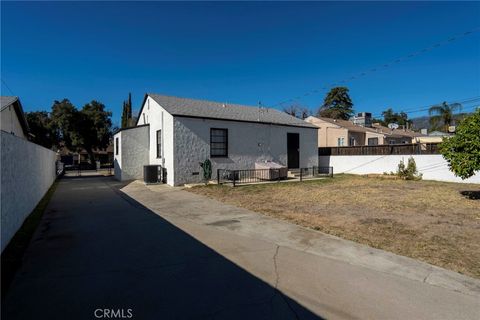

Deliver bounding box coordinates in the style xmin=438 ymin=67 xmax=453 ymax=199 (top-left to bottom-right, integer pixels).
xmin=2 ymin=177 xmax=324 ymax=319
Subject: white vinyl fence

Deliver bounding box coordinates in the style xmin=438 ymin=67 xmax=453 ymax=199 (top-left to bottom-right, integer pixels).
xmin=1 ymin=131 xmax=57 ymax=252
xmin=319 ymin=154 xmax=480 ymax=184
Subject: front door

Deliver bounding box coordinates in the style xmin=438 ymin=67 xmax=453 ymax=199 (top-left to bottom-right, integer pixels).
xmin=287 ymin=133 xmax=300 ymax=169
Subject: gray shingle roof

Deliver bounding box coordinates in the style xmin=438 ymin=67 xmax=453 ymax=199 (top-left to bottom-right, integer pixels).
xmin=0 ymin=96 xmax=18 ymax=111
xmin=147 ymin=94 xmax=316 ymax=128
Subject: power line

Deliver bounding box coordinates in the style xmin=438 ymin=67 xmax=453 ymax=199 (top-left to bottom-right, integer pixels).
xmin=369 ymin=96 xmax=480 ymax=119
xmin=270 ymin=27 xmax=480 ymax=108
xmin=1 ymin=78 xmax=15 ymax=96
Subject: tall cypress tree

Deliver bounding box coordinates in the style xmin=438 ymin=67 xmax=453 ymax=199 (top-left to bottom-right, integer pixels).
xmin=121 ymin=101 xmax=127 ymax=128
xmin=126 ymin=93 xmax=132 ymax=126
xmin=120 ymin=93 xmax=133 ymax=128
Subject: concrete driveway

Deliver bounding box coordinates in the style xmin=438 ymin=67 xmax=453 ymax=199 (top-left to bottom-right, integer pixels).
xmin=2 ymin=177 xmax=479 ymax=319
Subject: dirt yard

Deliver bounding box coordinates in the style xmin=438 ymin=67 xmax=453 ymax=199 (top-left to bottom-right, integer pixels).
xmin=187 ymin=175 xmax=480 ymax=278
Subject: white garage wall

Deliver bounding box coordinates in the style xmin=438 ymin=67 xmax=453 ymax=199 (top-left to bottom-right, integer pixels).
xmin=137 ymin=97 xmax=175 ymax=186
xmin=319 ymin=154 xmax=480 ymax=184
xmin=113 ymin=126 xmax=150 ymax=181
xmin=174 ymin=117 xmax=319 ymax=186
xmin=1 ymin=131 xmax=57 ymax=252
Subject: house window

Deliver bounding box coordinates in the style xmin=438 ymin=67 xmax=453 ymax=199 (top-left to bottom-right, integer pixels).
xmin=349 ymin=137 xmax=355 ymax=146
xmin=368 ymin=137 xmax=378 ymax=146
xmin=337 ymin=137 xmax=345 ymax=146
xmin=156 ymin=130 xmax=161 ymax=158
xmin=115 ymin=137 xmax=119 ymax=155
xmin=210 ymin=128 xmax=228 ymax=157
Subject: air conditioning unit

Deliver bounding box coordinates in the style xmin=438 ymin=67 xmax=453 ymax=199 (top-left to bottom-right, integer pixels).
xmin=144 ymin=165 xmax=162 ymax=184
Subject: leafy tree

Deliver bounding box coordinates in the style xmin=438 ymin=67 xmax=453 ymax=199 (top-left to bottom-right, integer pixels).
xmin=121 ymin=93 xmax=133 ymax=128
xmin=429 ymin=101 xmax=462 ymax=132
xmin=51 ymin=99 xmax=112 ymax=164
xmin=51 ymin=99 xmax=81 ymax=151
xmin=381 ymin=108 xmax=411 ymax=127
xmin=79 ymin=101 xmax=113 ymax=164
xmin=25 ymin=111 xmax=59 ymax=149
xmin=283 ymin=104 xmax=311 ymax=119
xmin=317 ymin=87 xmax=354 ymax=120
xmin=440 ymin=109 xmax=480 ymax=179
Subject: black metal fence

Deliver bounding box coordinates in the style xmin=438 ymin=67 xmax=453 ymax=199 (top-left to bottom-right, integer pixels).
xmin=63 ymin=162 xmax=114 ymax=176
xmin=318 ymin=143 xmax=440 ymax=156
xmin=56 ymin=161 xmax=65 ymax=176
xmin=217 ymin=166 xmax=333 ymax=186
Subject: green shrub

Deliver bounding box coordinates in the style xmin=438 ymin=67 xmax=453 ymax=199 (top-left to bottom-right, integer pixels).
xmin=397 ymin=157 xmax=423 ymax=180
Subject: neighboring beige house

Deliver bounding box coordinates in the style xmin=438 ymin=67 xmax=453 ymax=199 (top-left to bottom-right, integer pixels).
xmin=306 ymin=116 xmax=385 ymax=147
xmin=371 ymin=123 xmax=424 ymax=144
xmin=1 ymin=96 xmax=29 ymax=139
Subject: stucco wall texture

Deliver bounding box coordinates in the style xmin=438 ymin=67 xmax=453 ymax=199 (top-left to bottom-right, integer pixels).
xmin=1 ymin=106 xmax=26 ymax=139
xmin=174 ymin=117 xmax=319 ymax=186
xmin=1 ymin=132 xmax=57 ymax=252
xmin=319 ymin=154 xmax=480 ymax=184
xmin=114 ymin=126 xmax=149 ymax=181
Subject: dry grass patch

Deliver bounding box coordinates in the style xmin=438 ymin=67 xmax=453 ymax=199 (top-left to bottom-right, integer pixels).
xmin=187 ymin=175 xmax=480 ymax=278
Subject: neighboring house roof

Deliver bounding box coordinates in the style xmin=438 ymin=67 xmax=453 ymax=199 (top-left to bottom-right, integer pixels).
xmin=371 ymin=123 xmax=424 ymax=138
xmin=0 ymin=96 xmax=18 ymax=110
xmin=143 ymin=94 xmax=316 ymax=128
xmin=306 ymin=116 xmax=384 ymax=135
xmin=428 ymin=130 xmax=451 ymax=137
xmin=0 ymin=96 xmax=30 ymax=135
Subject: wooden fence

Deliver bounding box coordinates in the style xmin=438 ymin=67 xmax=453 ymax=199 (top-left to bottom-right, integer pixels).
xmin=318 ymin=143 xmax=440 ymax=156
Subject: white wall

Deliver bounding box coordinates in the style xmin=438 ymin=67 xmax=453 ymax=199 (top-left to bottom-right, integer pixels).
xmin=1 ymin=106 xmax=26 ymax=139
xmin=113 ymin=126 xmax=149 ymax=181
xmin=137 ymin=97 xmax=175 ymax=185
xmin=1 ymin=131 xmax=57 ymax=252
xmin=319 ymin=154 xmax=480 ymax=184
xmin=173 ymin=117 xmax=318 ymax=185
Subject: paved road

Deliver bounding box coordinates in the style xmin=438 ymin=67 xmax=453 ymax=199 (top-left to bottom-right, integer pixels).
xmin=2 ymin=177 xmax=480 ymax=319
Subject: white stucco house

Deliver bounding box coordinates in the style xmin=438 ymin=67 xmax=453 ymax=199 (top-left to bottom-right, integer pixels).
xmin=113 ymin=94 xmax=318 ymax=186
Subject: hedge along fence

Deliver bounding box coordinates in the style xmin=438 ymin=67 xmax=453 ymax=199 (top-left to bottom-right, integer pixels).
xmin=1 ymin=131 xmax=57 ymax=252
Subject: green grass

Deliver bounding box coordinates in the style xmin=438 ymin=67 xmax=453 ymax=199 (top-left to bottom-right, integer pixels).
xmin=1 ymin=181 xmax=58 ymax=298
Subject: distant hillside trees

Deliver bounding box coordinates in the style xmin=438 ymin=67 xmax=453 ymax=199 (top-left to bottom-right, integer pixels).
xmin=440 ymin=109 xmax=480 ymax=179
xmin=317 ymin=87 xmax=354 ymax=120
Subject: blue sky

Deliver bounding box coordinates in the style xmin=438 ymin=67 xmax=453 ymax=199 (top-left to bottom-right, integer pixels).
xmin=1 ymin=1 xmax=479 ymax=126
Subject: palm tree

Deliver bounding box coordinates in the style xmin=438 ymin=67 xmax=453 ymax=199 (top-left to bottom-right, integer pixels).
xmin=428 ymin=102 xmax=462 ymax=132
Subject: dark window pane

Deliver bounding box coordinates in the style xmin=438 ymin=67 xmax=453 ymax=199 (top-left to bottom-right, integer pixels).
xmin=156 ymin=130 xmax=161 ymax=158
xmin=210 ymin=128 xmax=228 ymax=157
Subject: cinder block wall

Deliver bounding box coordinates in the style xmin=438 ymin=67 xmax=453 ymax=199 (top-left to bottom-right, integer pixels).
xmin=1 ymin=132 xmax=57 ymax=252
